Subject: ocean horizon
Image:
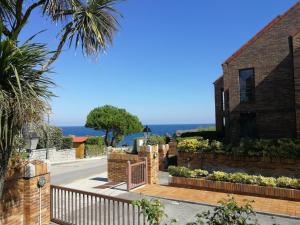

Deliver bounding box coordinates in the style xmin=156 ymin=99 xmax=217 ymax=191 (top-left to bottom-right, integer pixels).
xmin=61 ymin=124 xmax=214 ymax=146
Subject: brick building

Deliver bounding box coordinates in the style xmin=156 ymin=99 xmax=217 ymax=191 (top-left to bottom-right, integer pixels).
xmin=214 ymin=1 xmax=300 ymax=142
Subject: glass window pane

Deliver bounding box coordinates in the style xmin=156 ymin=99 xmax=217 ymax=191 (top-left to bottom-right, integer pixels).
xmin=239 ymin=69 xmax=255 ymax=102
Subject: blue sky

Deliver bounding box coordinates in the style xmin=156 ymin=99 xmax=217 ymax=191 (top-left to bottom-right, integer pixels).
xmin=20 ymin=0 xmax=297 ymax=126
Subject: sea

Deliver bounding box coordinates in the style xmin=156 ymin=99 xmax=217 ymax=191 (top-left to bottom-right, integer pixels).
xmin=61 ymin=124 xmax=214 ymax=146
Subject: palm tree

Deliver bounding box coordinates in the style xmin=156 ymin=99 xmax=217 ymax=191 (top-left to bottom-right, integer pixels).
xmin=0 ymin=0 xmax=121 ymax=198
xmin=0 ymin=0 xmax=120 ymax=69
xmin=0 ymin=37 xmax=54 ymax=198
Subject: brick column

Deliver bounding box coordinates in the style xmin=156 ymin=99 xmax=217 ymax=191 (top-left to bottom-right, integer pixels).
xmin=139 ymin=145 xmax=159 ymax=184
xmin=0 ymin=160 xmax=50 ymax=225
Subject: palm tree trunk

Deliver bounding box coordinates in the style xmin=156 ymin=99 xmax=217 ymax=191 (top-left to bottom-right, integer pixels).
xmin=0 ymin=150 xmax=9 ymax=200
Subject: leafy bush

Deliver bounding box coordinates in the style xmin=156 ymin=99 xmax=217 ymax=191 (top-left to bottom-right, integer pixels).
xmin=177 ymin=138 xmax=210 ymax=153
xmin=86 ymin=144 xmax=105 ymax=157
xmin=132 ymin=199 xmax=177 ymax=225
xmin=147 ymin=135 xmax=167 ymax=145
xmin=35 ymin=125 xmax=63 ymax=149
xmin=188 ymin=197 xmax=259 ymax=225
xmin=210 ymin=140 xmax=224 ymax=152
xmin=207 ymin=171 xmax=229 ymax=182
xmin=169 ymin=166 xmax=300 ymax=190
xmin=61 ymin=137 xmax=73 ymax=149
xmin=86 ymin=136 xmax=104 ymax=146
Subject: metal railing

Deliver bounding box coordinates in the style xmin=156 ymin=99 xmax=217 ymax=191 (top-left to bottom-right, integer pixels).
xmin=50 ymin=185 xmax=147 ymax=225
xmin=127 ymin=159 xmax=147 ymax=191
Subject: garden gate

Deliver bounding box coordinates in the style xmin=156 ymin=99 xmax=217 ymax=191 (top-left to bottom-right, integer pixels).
xmin=127 ymin=159 xmax=147 ymax=191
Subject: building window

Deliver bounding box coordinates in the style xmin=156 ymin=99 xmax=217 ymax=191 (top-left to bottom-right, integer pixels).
xmin=240 ymin=113 xmax=256 ymax=138
xmin=239 ymin=68 xmax=255 ymax=103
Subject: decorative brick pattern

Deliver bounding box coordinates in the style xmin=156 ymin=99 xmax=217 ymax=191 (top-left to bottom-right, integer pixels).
xmin=170 ymin=176 xmax=300 ymax=201
xmin=0 ymin=161 xmax=50 ymax=225
xmin=177 ymin=152 xmax=300 ymax=177
xmin=214 ymin=2 xmax=300 ymax=142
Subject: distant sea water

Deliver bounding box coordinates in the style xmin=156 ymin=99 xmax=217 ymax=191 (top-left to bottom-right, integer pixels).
xmin=61 ymin=124 xmax=214 ymax=146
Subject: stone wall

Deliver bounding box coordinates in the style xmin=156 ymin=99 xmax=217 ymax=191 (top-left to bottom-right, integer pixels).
xmin=107 ymin=146 xmax=159 ymax=185
xmin=29 ymin=148 xmax=76 ymax=162
xmin=0 ymin=160 xmax=50 ymax=225
xmin=178 ymin=152 xmax=300 ymax=177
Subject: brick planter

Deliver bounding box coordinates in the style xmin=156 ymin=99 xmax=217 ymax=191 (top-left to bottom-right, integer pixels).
xmin=169 ymin=176 xmax=300 ymax=201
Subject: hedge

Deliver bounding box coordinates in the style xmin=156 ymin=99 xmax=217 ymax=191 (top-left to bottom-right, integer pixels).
xmin=168 ymin=166 xmax=300 ymax=190
xmin=61 ymin=137 xmax=73 ymax=149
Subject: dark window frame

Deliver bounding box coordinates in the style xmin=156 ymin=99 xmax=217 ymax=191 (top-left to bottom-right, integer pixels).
xmin=239 ymin=68 xmax=255 ymax=103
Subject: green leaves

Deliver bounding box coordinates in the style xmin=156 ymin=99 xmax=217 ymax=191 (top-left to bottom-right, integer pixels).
xmin=85 ymin=105 xmax=143 ymax=147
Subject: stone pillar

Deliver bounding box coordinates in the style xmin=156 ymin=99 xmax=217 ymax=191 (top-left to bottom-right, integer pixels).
xmin=158 ymin=144 xmax=169 ymax=171
xmin=138 ymin=145 xmax=159 ymax=184
xmin=0 ymin=160 xmax=50 ymax=225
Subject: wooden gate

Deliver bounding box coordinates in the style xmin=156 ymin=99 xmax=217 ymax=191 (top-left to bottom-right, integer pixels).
xmin=50 ymin=185 xmax=148 ymax=225
xmin=127 ymin=159 xmax=147 ymax=191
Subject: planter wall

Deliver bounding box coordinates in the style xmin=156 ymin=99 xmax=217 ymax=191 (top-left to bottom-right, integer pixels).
xmin=177 ymin=152 xmax=300 ymax=177
xmin=170 ymin=176 xmax=300 ymax=201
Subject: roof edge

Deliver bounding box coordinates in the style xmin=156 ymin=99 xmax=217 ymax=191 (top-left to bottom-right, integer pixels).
xmin=223 ymin=0 xmax=300 ymax=65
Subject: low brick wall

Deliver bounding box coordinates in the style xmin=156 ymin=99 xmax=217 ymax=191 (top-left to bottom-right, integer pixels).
xmin=107 ymin=152 xmax=141 ymax=182
xmin=170 ymin=176 xmax=300 ymax=201
xmin=177 ymin=152 xmax=300 ymax=177
xmin=0 ymin=160 xmax=50 ymax=225
xmin=108 ymin=146 xmax=159 ymax=185
xmin=29 ymin=148 xmax=76 ymax=162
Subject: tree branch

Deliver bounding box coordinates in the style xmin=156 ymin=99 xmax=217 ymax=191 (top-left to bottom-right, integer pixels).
xmin=11 ymin=0 xmax=46 ymax=39
xmin=0 ymin=21 xmax=11 ymax=37
xmin=43 ymin=24 xmax=72 ymax=70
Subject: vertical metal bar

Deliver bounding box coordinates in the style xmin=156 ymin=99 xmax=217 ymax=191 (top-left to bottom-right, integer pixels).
xmin=145 ymin=158 xmax=148 ymax=184
xmin=127 ymin=203 xmax=130 ymax=225
xmin=113 ymin=200 xmax=115 ymax=225
xmin=100 ymin=198 xmax=102 ymax=225
xmin=118 ymin=201 xmax=120 ymax=225
xmin=68 ymin=190 xmax=70 ymax=223
xmin=50 ymin=187 xmax=53 ymax=220
xmin=138 ymin=206 xmax=141 ymax=225
xmin=76 ymin=193 xmax=79 ymax=225
xmin=95 ymin=196 xmax=97 ymax=225
xmin=127 ymin=161 xmax=131 ymax=191
xmin=87 ymin=195 xmax=90 ymax=225
xmin=64 ymin=190 xmax=67 ymax=221
xmin=133 ymin=205 xmax=135 ymax=225
xmin=108 ymin=199 xmax=111 ymax=225
xmin=71 ymin=191 xmax=74 ymax=224
xmin=122 ymin=202 xmax=125 ymax=225
xmin=58 ymin=189 xmax=61 ymax=220
xmin=79 ymin=193 xmax=82 ymax=225
xmin=83 ymin=194 xmax=86 ymax=225
xmin=104 ymin=198 xmax=107 ymax=225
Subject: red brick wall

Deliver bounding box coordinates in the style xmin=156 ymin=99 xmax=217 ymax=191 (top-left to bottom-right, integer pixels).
xmin=0 ymin=161 xmax=50 ymax=225
xmin=216 ymin=3 xmax=300 ymax=142
xmin=178 ymin=152 xmax=300 ymax=178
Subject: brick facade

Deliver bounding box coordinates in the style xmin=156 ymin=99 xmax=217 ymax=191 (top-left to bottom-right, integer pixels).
xmin=214 ymin=1 xmax=300 ymax=142
xmin=177 ymin=152 xmax=300 ymax=177
xmin=0 ymin=161 xmax=50 ymax=225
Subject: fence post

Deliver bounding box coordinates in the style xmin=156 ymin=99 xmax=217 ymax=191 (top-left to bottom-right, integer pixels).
xmin=144 ymin=157 xmax=148 ymax=184
xmin=127 ymin=160 xmax=131 ymax=191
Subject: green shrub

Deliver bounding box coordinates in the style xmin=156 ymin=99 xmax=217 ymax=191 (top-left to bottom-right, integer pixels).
xmin=194 ymin=169 xmax=209 ymax=177
xmin=147 ymin=135 xmax=166 ymax=145
xmin=276 ymin=176 xmax=300 ymax=189
xmin=35 ymin=125 xmax=63 ymax=149
xmin=86 ymin=136 xmax=104 ymax=146
xmin=210 ymin=140 xmax=224 ymax=152
xmin=256 ymin=176 xmax=276 ymax=187
xmin=61 ymin=137 xmax=73 ymax=149
xmin=191 ymin=197 xmax=259 ymax=225
xmin=177 ymin=138 xmax=209 ymax=153
xmin=207 ymin=171 xmax=229 ymax=182
xmin=177 ymin=139 xmax=200 ymax=153
xmin=168 ymin=166 xmax=195 ymax=178
xmin=86 ymin=144 xmax=105 ymax=157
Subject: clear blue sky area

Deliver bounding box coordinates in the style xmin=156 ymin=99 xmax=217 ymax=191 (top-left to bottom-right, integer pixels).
xmin=19 ymin=0 xmax=297 ymax=126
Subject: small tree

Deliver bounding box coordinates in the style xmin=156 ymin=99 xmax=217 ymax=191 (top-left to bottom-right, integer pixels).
xmin=85 ymin=105 xmax=143 ymax=147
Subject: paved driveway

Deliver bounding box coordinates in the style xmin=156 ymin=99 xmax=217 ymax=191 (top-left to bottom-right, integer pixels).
xmin=50 ymin=157 xmax=107 ymax=185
